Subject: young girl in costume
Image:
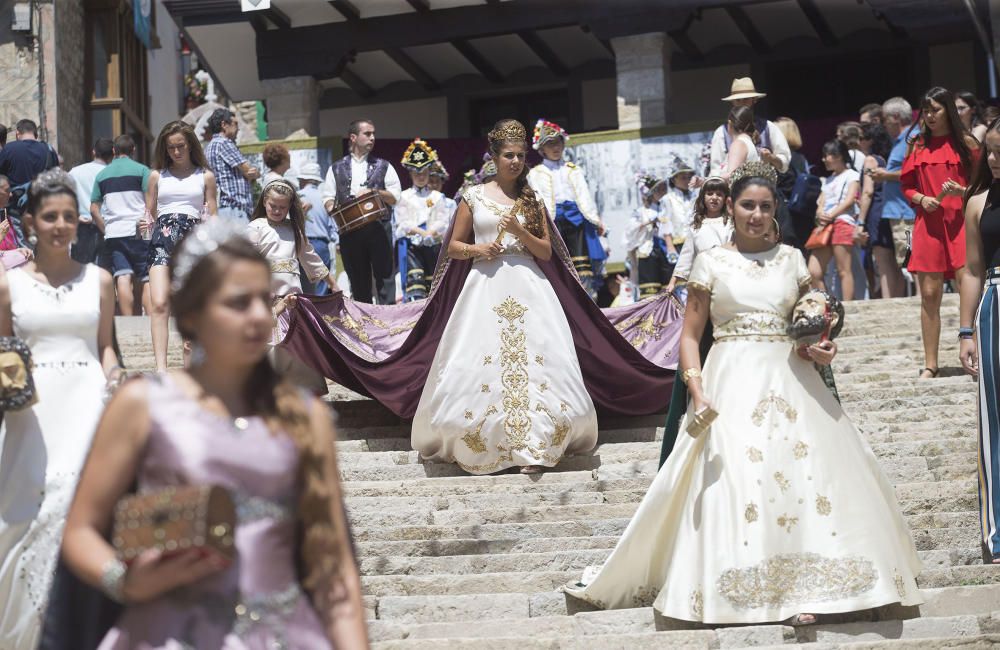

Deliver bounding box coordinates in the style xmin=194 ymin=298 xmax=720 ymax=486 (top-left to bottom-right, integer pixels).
xmin=623 ymin=172 xmax=676 ymax=298
xmin=395 ymin=139 xmax=450 ymax=301
xmin=527 ymin=119 xmax=606 ymax=298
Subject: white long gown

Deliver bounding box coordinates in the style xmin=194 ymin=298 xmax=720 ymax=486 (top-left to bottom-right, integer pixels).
xmin=566 ymin=245 xmax=922 ymax=623
xmin=0 ymin=265 xmax=107 ymax=647
xmin=411 ymin=184 xmax=598 ymax=474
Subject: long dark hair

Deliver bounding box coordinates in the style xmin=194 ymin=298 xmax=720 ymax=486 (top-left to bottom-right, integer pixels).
xmin=251 ymin=179 xmax=306 ymax=255
xmin=918 ymin=86 xmax=975 ymax=174
xmin=169 ymin=235 xmax=348 ymax=600
xmin=728 ymin=106 xmax=759 ymax=145
xmin=488 ymin=118 xmax=545 ymax=238
xmin=957 ymin=90 xmax=985 ymax=127
xmin=691 ymin=177 xmax=729 ymax=230
xmin=153 ymin=120 xmax=209 ymax=171
xmin=964 ymin=116 xmax=1000 ymax=205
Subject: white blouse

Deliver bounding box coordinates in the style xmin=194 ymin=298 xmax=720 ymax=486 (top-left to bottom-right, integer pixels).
xmin=247 ymin=218 xmax=329 ymax=297
xmin=672 ymin=216 xmax=732 ymax=280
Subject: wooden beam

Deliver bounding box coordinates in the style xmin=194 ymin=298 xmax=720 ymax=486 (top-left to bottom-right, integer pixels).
xmin=517 ymin=30 xmax=569 ymax=76
xmin=796 ymin=0 xmax=837 ymax=47
xmin=385 ymin=47 xmax=440 ymax=90
xmin=667 ymin=12 xmax=702 ymax=61
xmin=724 ymin=5 xmax=770 ymax=54
xmin=340 ymin=67 xmax=374 ymax=98
xmin=452 ymin=39 xmax=504 ymax=83
xmin=328 ymin=0 xmax=360 ymax=21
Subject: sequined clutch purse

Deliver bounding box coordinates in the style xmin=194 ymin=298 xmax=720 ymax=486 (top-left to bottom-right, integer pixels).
xmin=0 ymin=336 xmax=37 ymax=411
xmin=112 ymin=485 xmax=237 ymax=563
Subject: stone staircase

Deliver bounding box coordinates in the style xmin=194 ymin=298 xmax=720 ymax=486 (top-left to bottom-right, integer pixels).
xmin=117 ymin=296 xmax=1000 ymax=648
xmin=329 ymin=294 xmax=1000 ymax=649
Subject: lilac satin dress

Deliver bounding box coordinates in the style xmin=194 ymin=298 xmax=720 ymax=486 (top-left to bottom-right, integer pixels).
xmin=99 ymin=375 xmax=332 ymax=650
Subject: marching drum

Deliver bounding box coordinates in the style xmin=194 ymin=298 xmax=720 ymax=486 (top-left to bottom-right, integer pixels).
xmin=331 ymin=191 xmax=389 ymax=235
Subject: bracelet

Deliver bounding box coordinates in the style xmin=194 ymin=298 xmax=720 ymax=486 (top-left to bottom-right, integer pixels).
xmin=681 ymin=368 xmax=702 ymax=385
xmin=99 ymin=557 xmax=128 ymax=603
xmin=959 ymin=327 xmax=975 ymax=340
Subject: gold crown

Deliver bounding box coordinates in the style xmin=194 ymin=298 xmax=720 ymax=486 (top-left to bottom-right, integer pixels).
xmin=488 ymin=120 xmax=528 ymax=146
xmin=728 ymin=160 xmax=777 ymax=186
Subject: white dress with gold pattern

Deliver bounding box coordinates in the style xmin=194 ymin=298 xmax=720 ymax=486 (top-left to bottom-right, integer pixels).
xmin=565 ymin=244 xmax=922 ymax=622
xmin=410 ymin=184 xmax=598 ymax=473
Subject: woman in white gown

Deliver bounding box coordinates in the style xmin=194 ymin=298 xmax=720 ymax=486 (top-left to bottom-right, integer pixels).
xmin=565 ymin=164 xmax=922 ymax=624
xmin=411 ymin=119 xmax=598 ymax=474
xmin=0 ymin=170 xmax=118 ymax=647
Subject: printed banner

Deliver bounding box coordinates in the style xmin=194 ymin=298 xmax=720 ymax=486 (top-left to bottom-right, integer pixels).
xmin=567 ymin=131 xmax=712 ymax=264
xmin=132 ymin=0 xmax=151 ymax=49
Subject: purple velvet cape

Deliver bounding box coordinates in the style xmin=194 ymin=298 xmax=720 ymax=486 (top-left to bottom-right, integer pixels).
xmin=279 ymin=212 xmax=682 ymax=418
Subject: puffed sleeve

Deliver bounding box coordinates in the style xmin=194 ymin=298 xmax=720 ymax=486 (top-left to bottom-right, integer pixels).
xmin=393 ymin=193 xmax=417 ymax=240
xmin=571 ymin=167 xmax=601 ymax=226
xmin=687 ymin=249 xmax=714 ymax=294
xmin=298 ymin=239 xmax=331 ymax=282
xmin=622 ymin=210 xmax=648 ymax=254
xmin=673 ymin=233 xmax=695 ymax=280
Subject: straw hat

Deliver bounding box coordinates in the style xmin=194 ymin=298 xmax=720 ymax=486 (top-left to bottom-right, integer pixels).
xmin=722 ymin=77 xmax=766 ymax=102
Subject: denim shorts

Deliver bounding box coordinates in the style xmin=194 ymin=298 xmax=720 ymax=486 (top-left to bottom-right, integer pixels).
xmin=99 ymin=236 xmax=150 ymax=282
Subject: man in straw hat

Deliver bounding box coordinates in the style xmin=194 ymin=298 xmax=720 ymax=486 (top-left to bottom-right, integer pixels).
xmin=708 ymin=77 xmax=790 ymax=178
xmin=297 ymin=161 xmax=339 ymax=295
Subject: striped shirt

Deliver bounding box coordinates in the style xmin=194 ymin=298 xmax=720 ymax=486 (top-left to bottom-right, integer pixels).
xmin=91 ymin=157 xmax=151 ymax=239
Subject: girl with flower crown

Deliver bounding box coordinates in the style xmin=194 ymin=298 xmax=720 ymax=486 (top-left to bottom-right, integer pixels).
xmin=623 ymin=172 xmax=677 ymax=299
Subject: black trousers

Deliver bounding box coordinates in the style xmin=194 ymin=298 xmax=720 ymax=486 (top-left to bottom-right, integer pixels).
xmin=637 ymin=246 xmax=673 ymax=297
xmin=71 ymin=222 xmax=104 ymax=264
xmin=555 ymin=217 xmax=596 ymax=297
xmin=404 ymin=243 xmax=441 ymax=301
xmin=340 ymin=219 xmax=394 ymax=304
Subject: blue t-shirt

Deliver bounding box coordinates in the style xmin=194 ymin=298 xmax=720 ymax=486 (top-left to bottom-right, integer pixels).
xmin=299 ymin=183 xmax=338 ymax=242
xmin=882 ymin=128 xmax=917 ymax=221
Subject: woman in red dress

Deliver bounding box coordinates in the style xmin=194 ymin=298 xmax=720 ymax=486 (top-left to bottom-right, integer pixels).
xmin=901 ymin=86 xmax=979 ymax=378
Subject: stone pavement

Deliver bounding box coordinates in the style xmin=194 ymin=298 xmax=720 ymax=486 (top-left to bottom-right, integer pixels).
xmin=119 ymin=295 xmax=1000 ymax=648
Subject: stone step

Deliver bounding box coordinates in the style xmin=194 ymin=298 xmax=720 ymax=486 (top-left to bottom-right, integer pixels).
xmin=342 ymin=453 xmax=949 ymax=483
xmin=367 ymin=583 xmax=1000 ymax=626
xmin=360 ymin=563 xmax=1000 ymax=598
xmin=358 ymin=543 xmax=984 ymax=578
xmin=369 ymin=607 xmax=990 ymax=645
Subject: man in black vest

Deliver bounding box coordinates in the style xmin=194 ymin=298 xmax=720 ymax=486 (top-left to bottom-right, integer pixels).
xmin=322 ymin=119 xmax=402 ymax=304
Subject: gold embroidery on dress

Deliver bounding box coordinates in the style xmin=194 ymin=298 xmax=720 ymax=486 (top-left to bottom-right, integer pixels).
xmin=777 ymin=513 xmax=799 ymax=532
xmin=323 ymin=314 xmax=371 ymax=345
xmin=535 ymin=354 xmax=544 ymax=365
xmin=485 ymin=404 xmax=498 ymax=416
xmin=773 ymin=472 xmax=790 ymax=493
xmin=539 ymin=381 xmax=549 ymax=392
xmin=484 ymin=355 xmax=493 ymax=365
xmin=893 ymin=569 xmax=906 ymax=599
xmin=793 ymin=441 xmax=809 ymax=459
xmin=481 ymin=384 xmax=490 ymax=393
xmin=715 ymin=311 xmax=790 ymax=342
xmin=747 ymin=447 xmax=763 ymax=463
xmin=745 ymin=502 xmax=759 ymax=523
xmin=270 ymin=259 xmax=298 ymax=273
xmin=690 ymin=589 xmax=704 ymax=618
xmin=462 ymin=418 xmax=488 ymax=454
xmin=535 ymin=404 xmax=571 ymax=457
xmin=816 ymin=494 xmax=832 ymax=516
xmin=614 ymin=313 xmax=667 ymax=349
xmin=716 ymin=552 xmax=879 ymax=610
xmin=560 ymin=402 xmax=568 ymax=412
xmin=464 ymin=410 xmax=473 ymax=420
xmin=632 ymin=585 xmax=658 ymax=608
xmin=751 ymin=392 xmax=798 ymax=426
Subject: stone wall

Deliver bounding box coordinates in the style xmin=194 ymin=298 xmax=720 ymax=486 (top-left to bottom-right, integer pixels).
xmin=53 ymin=0 xmax=85 ymax=167
xmin=0 ymin=5 xmax=44 ymax=139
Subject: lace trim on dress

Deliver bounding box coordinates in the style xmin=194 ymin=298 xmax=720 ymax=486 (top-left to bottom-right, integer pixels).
xmin=714 ymin=311 xmax=790 ymax=341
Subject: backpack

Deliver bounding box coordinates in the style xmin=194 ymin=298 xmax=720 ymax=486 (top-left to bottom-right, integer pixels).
xmin=788 ymin=171 xmax=822 ymax=216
